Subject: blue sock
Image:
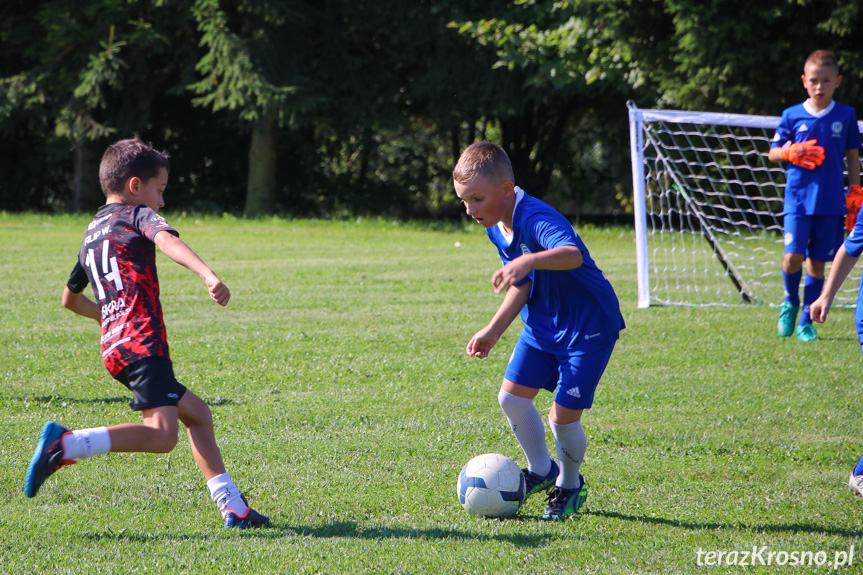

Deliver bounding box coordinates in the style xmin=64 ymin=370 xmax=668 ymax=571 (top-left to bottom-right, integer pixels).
xmin=783 ymin=269 xmax=802 ymax=306
xmin=800 ymin=275 xmax=824 ymax=325
xmin=854 ymin=454 xmax=863 ymax=477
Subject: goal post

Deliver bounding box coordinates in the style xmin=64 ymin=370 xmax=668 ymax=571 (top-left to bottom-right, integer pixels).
xmin=628 ymin=100 xmax=863 ymax=309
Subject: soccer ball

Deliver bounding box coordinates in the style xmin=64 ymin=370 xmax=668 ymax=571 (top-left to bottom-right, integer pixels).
xmin=457 ymin=453 xmax=525 ymax=518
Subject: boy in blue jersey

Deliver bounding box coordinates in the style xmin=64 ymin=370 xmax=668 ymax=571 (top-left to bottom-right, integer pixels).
xmin=768 ymin=50 xmax=861 ymax=342
xmin=809 ymin=209 xmax=863 ymax=497
xmin=453 ymin=141 xmax=625 ymax=520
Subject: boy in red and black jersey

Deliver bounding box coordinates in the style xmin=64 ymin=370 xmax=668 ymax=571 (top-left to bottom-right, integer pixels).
xmin=67 ymin=204 xmax=176 ymax=379
xmin=25 ymin=138 xmax=269 ymax=529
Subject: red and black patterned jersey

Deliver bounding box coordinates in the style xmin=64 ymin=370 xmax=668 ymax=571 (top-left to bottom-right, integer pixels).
xmin=66 ymin=203 xmax=179 ymax=377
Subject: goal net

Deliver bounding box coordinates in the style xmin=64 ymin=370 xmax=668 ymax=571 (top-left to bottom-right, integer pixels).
xmin=628 ymin=101 xmax=863 ymax=308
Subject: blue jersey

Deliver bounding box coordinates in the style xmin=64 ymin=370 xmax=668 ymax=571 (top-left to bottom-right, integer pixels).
xmin=486 ymin=189 xmax=625 ymax=354
xmin=771 ymin=101 xmax=862 ymax=216
xmin=840 ymin=212 xmax=863 ymax=348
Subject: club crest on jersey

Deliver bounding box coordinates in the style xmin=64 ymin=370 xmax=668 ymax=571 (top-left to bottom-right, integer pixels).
xmin=832 ymin=121 xmax=843 ymax=135
xmin=520 ymin=243 xmax=531 ymax=255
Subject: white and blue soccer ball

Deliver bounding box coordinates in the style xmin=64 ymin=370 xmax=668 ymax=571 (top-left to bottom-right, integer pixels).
xmin=457 ymin=453 xmax=525 ymax=518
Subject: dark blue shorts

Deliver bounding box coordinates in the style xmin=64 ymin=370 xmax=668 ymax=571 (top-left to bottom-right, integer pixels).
xmin=783 ymin=214 xmax=844 ymax=262
xmin=114 ymin=356 xmax=187 ymax=411
xmin=504 ymin=336 xmax=615 ymax=410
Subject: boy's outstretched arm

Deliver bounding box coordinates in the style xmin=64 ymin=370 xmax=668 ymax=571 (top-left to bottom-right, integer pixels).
xmin=154 ymin=231 xmax=230 ymax=306
xmin=467 ymin=280 xmax=531 ymax=358
xmin=492 ymin=245 xmax=581 ymax=294
xmin=62 ymin=287 xmax=101 ymax=321
xmin=810 ymin=245 xmax=859 ymax=323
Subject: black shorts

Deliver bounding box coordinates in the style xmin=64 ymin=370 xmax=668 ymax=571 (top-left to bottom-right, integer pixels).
xmin=114 ymin=356 xmax=187 ymax=411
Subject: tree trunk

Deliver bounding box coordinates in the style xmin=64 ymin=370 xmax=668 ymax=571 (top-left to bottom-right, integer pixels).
xmin=72 ymin=139 xmax=101 ymax=212
xmin=244 ymin=116 xmax=278 ymax=217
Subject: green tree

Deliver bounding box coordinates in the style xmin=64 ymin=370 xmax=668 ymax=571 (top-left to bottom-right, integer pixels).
xmin=451 ymin=0 xmax=863 ymax=214
xmin=189 ymin=0 xmax=317 ymax=216
xmin=4 ymin=0 xmax=861 ymax=216
xmin=1 ymin=0 xmax=204 ymax=211
xmin=450 ymin=1 xmax=640 ymax=213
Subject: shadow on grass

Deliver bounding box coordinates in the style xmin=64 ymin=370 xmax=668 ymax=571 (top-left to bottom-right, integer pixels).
xmin=587 ymin=510 xmax=863 ymax=538
xmin=29 ymin=395 xmax=128 ymax=405
xmin=810 ymin=336 xmax=858 ymax=343
xmin=280 ymin=521 xmax=553 ymax=546
xmin=20 ymin=395 xmax=235 ymax=407
xmin=83 ymin=520 xmax=555 ymax=547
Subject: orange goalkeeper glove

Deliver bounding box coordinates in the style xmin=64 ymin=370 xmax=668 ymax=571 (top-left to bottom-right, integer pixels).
xmin=780 ymin=139 xmax=825 ymax=170
xmin=846 ymin=184 xmax=863 ymax=231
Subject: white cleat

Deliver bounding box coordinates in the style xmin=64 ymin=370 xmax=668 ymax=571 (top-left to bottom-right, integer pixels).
xmin=848 ymin=474 xmax=863 ymax=498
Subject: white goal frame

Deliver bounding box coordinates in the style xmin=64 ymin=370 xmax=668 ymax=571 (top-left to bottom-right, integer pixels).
xmin=628 ymin=100 xmax=863 ymax=309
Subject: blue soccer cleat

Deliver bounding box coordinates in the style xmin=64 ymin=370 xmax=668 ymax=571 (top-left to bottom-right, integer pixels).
xmin=777 ymin=302 xmax=799 ymax=337
xmin=25 ymin=421 xmax=75 ymax=498
xmin=522 ymin=458 xmax=560 ymax=500
xmin=224 ymin=494 xmax=271 ymax=529
xmin=541 ymin=475 xmax=588 ymax=521
xmin=796 ymin=322 xmax=817 ymax=342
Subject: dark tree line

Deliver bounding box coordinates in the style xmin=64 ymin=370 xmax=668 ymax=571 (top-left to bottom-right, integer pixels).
xmin=2 ymin=0 xmax=861 ymax=218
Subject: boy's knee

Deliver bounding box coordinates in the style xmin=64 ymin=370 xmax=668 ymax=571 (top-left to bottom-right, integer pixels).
xmin=180 ymin=402 xmax=213 ymax=430
xmin=498 ymin=387 xmax=512 ymax=409
xmin=807 ymin=261 xmax=826 ymax=277
xmin=177 ymin=390 xmax=213 ymax=426
xmin=498 ymin=388 xmax=531 ymax=412
xmin=151 ymin=428 xmax=179 ymax=453
xmin=784 ymin=253 xmax=804 ymax=267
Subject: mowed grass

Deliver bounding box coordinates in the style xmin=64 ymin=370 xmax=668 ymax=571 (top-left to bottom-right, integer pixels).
xmin=1 ymin=212 xmax=862 ymax=574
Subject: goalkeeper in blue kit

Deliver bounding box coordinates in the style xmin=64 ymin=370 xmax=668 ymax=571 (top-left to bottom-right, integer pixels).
xmin=768 ymin=50 xmax=861 ymax=342
xmin=453 ymin=141 xmax=625 ymax=520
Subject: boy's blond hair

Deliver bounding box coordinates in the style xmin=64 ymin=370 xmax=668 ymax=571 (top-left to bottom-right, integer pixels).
xmin=804 ymin=50 xmax=839 ymax=74
xmin=453 ymin=141 xmax=515 ymax=186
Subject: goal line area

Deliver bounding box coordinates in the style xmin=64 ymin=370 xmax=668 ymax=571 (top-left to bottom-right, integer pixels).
xmin=628 ymin=101 xmax=863 ymax=309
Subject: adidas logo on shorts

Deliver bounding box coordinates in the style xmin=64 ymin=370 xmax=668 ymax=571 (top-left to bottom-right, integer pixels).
xmin=566 ymin=387 xmax=581 ymax=398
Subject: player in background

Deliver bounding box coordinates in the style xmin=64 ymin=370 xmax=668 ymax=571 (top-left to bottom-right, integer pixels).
xmin=454 ymin=141 xmax=625 ymax=520
xmin=768 ymin=49 xmax=861 ymax=342
xmin=810 ymin=206 xmax=863 ymax=497
xmin=24 ymin=137 xmax=269 ymax=529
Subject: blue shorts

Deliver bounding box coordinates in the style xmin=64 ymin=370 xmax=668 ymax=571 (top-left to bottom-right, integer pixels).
xmin=504 ymin=336 xmax=615 ymax=410
xmin=114 ymin=356 xmax=187 ymax=411
xmin=783 ymin=214 xmax=844 ymax=262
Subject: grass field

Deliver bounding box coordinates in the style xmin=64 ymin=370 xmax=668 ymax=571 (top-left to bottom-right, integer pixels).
xmin=2 ymin=212 xmax=863 ymax=574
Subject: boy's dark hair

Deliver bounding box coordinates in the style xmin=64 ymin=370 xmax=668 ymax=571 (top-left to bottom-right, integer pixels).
xmin=804 ymin=50 xmax=839 ymax=74
xmin=99 ymin=137 xmax=170 ymax=196
xmin=453 ymin=141 xmax=515 ymax=186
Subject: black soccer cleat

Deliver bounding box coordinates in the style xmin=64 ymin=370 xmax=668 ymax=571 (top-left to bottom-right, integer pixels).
xmin=541 ymin=475 xmax=588 ymax=521
xmin=223 ymin=494 xmax=271 ymax=529
xmin=522 ymin=458 xmax=560 ymax=500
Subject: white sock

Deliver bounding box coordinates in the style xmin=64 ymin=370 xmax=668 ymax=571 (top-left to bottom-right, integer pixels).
xmin=61 ymin=427 xmax=111 ymax=460
xmin=498 ymin=389 xmax=551 ymax=476
xmin=549 ymin=419 xmax=586 ymax=489
xmin=207 ymin=472 xmax=249 ymax=518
